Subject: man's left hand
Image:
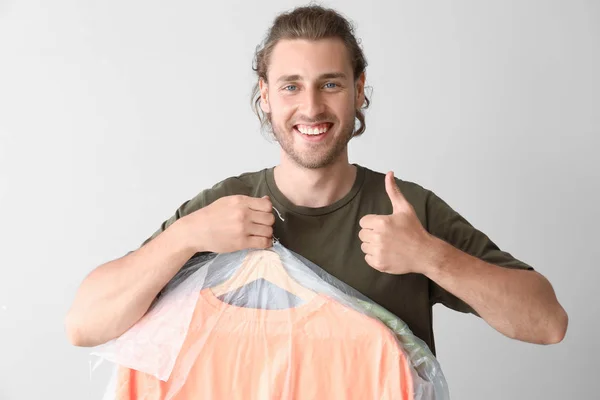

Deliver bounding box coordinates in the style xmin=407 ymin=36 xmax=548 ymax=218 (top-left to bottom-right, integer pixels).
xmin=359 ymin=171 xmax=437 ymax=275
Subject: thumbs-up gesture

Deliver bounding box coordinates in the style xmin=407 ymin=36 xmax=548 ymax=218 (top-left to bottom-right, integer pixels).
xmin=358 ymin=171 xmax=435 ymax=275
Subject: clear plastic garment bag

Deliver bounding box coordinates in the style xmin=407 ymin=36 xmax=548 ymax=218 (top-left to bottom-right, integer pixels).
xmin=91 ymin=242 xmax=450 ymax=400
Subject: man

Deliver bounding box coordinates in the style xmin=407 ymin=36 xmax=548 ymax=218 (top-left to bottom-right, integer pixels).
xmin=65 ymin=5 xmax=568 ymax=357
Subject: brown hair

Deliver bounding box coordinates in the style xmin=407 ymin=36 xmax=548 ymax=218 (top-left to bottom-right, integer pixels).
xmin=251 ymin=4 xmax=371 ymax=139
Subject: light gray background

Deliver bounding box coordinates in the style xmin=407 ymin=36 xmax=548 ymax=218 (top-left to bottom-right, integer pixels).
xmin=0 ymin=0 xmax=598 ymax=399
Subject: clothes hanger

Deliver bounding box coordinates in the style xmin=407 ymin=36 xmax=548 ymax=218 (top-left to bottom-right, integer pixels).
xmin=210 ymin=246 xmax=317 ymax=302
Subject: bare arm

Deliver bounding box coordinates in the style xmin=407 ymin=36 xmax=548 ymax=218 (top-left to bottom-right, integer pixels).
xmin=425 ymin=235 xmax=569 ymax=344
xmin=64 ymin=194 xmax=275 ymax=348
xmin=64 ymin=218 xmax=198 ymax=347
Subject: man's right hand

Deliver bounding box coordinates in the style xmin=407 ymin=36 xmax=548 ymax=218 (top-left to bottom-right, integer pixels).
xmin=65 ymin=194 xmax=276 ymax=347
xmin=182 ymin=195 xmax=276 ymax=253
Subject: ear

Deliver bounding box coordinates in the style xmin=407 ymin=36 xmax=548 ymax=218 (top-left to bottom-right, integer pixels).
xmin=355 ymin=72 xmax=366 ymax=108
xmin=259 ymin=78 xmax=271 ymax=113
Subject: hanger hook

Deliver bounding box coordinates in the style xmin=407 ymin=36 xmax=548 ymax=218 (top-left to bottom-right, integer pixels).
xmin=273 ymin=206 xmax=285 ymax=222
xmin=270 ymin=206 xmax=284 ymax=247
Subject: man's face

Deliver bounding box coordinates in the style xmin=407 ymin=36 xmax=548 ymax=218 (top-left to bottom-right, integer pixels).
xmin=260 ymin=38 xmax=365 ymax=169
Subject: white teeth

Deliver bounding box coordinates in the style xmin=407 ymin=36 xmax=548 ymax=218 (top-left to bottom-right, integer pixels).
xmin=297 ymin=125 xmax=330 ymax=135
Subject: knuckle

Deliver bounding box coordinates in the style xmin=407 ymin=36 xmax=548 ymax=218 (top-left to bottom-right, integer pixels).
xmin=236 ymin=195 xmax=247 ymax=206
xmin=236 ymin=209 xmax=247 ymax=222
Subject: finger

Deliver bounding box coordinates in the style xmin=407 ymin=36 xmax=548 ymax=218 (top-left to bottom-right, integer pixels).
xmin=247 ymin=223 xmax=273 ymax=238
xmin=246 ymin=195 xmax=273 ymax=213
xmin=385 ymin=171 xmax=408 ymax=213
xmin=365 ymin=254 xmax=378 ymax=269
xmin=360 ymin=241 xmax=374 ymax=255
xmin=249 ymin=209 xmax=276 ymax=226
xmin=359 ymin=214 xmax=379 ymax=229
xmin=360 ymin=215 xmax=388 ymax=231
xmin=358 ymin=228 xmax=376 ymax=243
xmin=246 ymin=235 xmax=273 ymax=249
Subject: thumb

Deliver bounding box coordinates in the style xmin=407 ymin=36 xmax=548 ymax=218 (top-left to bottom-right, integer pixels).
xmin=385 ymin=171 xmax=406 ymax=213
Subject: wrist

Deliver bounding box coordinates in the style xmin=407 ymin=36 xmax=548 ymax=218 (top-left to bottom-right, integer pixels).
xmin=172 ymin=216 xmax=207 ymax=254
xmin=421 ymin=234 xmax=448 ymax=278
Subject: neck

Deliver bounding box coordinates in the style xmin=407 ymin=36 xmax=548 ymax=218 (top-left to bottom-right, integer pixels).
xmin=274 ymin=152 xmax=357 ymax=208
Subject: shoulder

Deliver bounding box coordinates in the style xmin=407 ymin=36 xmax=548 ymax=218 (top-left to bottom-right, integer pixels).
xmin=187 ymin=167 xmax=270 ymax=207
xmin=202 ymin=169 xmax=268 ymax=200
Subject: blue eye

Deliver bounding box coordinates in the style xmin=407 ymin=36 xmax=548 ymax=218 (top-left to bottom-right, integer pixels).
xmin=324 ymin=82 xmax=337 ymax=89
xmin=284 ymin=85 xmax=297 ymax=91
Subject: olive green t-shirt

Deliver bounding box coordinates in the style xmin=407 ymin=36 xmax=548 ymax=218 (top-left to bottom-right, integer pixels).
xmin=136 ymin=163 xmax=533 ymax=356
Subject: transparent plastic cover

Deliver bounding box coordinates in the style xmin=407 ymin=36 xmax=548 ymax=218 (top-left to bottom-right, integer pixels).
xmin=91 ymin=243 xmax=449 ymax=400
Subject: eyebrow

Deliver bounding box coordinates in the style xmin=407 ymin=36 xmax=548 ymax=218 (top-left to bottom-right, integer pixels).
xmin=275 ymin=72 xmax=348 ymax=84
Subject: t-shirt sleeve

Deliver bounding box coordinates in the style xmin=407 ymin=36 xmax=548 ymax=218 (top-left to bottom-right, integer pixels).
xmin=424 ymin=190 xmax=535 ymax=317
xmin=141 ymin=194 xmax=207 ymax=249
xmin=122 ymin=192 xmax=208 ymax=258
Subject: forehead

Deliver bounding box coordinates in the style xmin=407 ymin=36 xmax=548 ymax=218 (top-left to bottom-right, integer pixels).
xmin=267 ymin=38 xmax=353 ymax=82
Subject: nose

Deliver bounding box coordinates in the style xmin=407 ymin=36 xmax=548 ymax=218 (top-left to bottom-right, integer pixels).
xmin=302 ymin=88 xmax=326 ymax=119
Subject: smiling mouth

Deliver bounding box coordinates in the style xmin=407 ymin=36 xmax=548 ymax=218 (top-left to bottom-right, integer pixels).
xmin=293 ymin=123 xmax=333 ymax=136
